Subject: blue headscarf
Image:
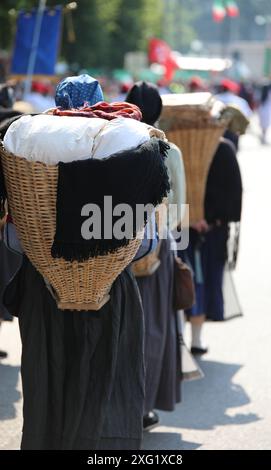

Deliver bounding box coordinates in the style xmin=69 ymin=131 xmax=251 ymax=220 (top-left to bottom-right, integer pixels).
xmin=55 ymin=74 xmax=103 ymax=109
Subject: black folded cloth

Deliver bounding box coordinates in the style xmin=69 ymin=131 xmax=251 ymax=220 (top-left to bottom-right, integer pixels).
xmin=51 ymin=138 xmax=170 ymax=261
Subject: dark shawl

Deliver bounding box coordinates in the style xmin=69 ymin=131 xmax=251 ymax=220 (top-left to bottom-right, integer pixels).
xmin=51 ymin=138 xmax=170 ymax=261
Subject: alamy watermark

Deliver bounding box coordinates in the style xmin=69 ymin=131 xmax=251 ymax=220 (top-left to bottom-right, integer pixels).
xmin=81 ymin=196 xmax=189 ymax=251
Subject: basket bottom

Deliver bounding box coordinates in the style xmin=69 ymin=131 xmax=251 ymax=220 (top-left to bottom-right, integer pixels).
xmin=57 ymin=294 xmax=111 ymax=311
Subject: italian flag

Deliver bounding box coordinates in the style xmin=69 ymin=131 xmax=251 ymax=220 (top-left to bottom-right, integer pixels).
xmin=212 ymin=0 xmax=226 ymax=23
xmin=226 ymin=0 xmax=239 ymax=17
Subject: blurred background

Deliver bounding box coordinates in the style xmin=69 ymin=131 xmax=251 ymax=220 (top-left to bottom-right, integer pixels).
xmin=0 ymin=0 xmax=271 ymax=98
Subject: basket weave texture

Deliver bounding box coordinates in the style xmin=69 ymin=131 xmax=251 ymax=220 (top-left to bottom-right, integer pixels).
xmin=0 ymin=148 xmax=141 ymax=310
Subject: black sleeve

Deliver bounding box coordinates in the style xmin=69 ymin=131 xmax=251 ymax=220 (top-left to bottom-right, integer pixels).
xmin=204 ymin=140 xmax=242 ymax=223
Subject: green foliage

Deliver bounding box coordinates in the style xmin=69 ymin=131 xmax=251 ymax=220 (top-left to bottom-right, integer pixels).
xmin=0 ymin=0 xmax=205 ymax=67
xmin=162 ymin=0 xmax=199 ymax=51
xmin=0 ymin=0 xmax=164 ymax=69
xmin=2 ymin=0 xmax=271 ymax=70
xmin=63 ymin=0 xmax=163 ymax=69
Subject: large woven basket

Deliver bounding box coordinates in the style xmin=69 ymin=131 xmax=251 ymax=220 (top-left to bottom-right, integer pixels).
xmin=0 ymin=147 xmax=141 ymax=311
xmin=160 ymin=93 xmax=227 ymax=225
xmin=164 ymin=125 xmax=225 ymax=224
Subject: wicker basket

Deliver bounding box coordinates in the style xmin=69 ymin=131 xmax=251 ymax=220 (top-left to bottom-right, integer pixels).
xmin=164 ymin=125 xmax=225 ymax=224
xmin=160 ymin=93 xmax=227 ymax=225
xmin=0 ymin=148 xmax=141 ymax=311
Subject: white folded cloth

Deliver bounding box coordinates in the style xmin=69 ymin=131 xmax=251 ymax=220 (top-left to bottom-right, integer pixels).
xmin=92 ymin=117 xmax=150 ymax=158
xmin=3 ymin=114 xmax=107 ymax=165
xmin=4 ymin=114 xmax=151 ymax=164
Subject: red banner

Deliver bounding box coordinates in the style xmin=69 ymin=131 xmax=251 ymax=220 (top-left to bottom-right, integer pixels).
xmin=148 ymin=38 xmax=179 ymax=83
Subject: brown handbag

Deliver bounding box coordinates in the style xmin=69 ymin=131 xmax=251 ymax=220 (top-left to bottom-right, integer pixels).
xmin=173 ymin=256 xmax=195 ymax=310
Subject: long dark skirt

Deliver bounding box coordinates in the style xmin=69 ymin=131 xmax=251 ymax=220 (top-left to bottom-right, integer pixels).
xmin=136 ymin=238 xmax=181 ymax=414
xmin=3 ymin=256 xmax=144 ymax=450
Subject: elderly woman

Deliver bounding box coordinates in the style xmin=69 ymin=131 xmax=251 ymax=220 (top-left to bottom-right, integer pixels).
xmin=183 ymin=127 xmax=243 ymax=354
xmin=126 ymin=81 xmax=186 ymax=430
xmin=0 ymin=75 xmax=171 ymax=449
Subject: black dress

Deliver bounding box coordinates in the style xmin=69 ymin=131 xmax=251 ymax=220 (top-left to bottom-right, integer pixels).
xmin=136 ymin=237 xmax=181 ymax=414
xmin=3 ymin=256 xmax=145 ymax=450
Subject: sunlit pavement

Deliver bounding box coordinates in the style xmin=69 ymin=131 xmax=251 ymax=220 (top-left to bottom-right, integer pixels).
xmin=1 ymin=117 xmax=271 ymax=450
xmin=0 ymin=318 xmax=22 ymax=450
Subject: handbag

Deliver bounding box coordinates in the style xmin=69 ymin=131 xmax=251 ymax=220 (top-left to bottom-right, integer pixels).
xmin=173 ymin=255 xmax=195 ymax=310
xmin=177 ymin=310 xmax=204 ymax=382
xmin=179 ymin=333 xmax=204 ymax=381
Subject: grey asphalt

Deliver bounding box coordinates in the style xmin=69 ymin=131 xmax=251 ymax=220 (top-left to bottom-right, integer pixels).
xmin=1 ymin=119 xmax=271 ymax=450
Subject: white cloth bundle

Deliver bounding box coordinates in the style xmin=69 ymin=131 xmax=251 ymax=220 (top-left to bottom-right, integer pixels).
xmin=4 ymin=114 xmax=151 ymax=164
xmin=92 ymin=117 xmax=150 ymax=158
xmin=4 ymin=114 xmax=107 ymax=164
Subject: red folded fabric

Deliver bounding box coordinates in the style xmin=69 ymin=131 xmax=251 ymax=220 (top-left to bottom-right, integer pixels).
xmin=52 ymin=101 xmax=142 ymax=121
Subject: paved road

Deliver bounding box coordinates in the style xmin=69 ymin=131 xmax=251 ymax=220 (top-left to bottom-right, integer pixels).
xmin=1 ymin=120 xmax=271 ymax=450
xmin=0 ymin=319 xmax=22 ymax=450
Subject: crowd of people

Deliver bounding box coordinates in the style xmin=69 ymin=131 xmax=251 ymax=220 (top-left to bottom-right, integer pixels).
xmin=0 ymin=71 xmax=270 ymax=450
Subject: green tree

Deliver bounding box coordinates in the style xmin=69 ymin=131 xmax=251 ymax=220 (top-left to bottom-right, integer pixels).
xmin=106 ymin=0 xmax=145 ymax=68
xmin=62 ymin=0 xmax=104 ymax=70
xmin=136 ymin=0 xmax=163 ymax=51
xmin=63 ymin=0 xmax=163 ymax=69
xmin=1 ymin=0 xmax=196 ymax=69
xmin=162 ymin=0 xmax=199 ymax=51
xmin=0 ymin=0 xmax=59 ymax=51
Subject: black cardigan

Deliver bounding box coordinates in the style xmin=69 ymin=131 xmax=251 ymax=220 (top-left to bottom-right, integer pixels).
xmin=204 ymin=137 xmax=242 ymax=224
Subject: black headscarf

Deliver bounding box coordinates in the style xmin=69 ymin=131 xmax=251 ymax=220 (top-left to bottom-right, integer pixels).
xmin=126 ymin=81 xmax=162 ymax=126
